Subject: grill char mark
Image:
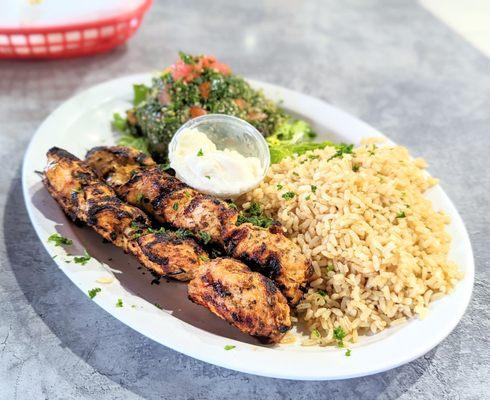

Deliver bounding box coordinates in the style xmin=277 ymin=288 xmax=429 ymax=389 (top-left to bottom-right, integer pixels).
xmin=47 ymin=147 xmax=79 ymax=161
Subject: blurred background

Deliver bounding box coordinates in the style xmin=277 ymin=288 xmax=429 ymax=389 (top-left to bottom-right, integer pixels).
xmin=0 ymin=1 xmax=488 ymax=399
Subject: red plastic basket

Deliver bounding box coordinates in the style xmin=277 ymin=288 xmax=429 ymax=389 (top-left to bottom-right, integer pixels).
xmin=0 ymin=0 xmax=152 ymax=59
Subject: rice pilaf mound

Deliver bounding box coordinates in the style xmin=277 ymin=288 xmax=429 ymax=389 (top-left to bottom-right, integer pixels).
xmin=241 ymin=138 xmax=462 ymax=346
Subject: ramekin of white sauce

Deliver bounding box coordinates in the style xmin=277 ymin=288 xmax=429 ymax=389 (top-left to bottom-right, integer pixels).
xmin=168 ymin=114 xmax=270 ymax=198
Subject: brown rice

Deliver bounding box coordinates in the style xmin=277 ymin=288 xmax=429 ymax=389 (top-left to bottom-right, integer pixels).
xmin=241 ymin=138 xmax=462 ymax=346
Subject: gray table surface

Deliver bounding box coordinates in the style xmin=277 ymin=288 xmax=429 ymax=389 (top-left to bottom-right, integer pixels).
xmin=1 ymin=0 xmax=489 ymax=399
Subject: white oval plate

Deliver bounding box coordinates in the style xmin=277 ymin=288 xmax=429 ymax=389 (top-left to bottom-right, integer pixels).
xmin=22 ymin=74 xmax=474 ymax=380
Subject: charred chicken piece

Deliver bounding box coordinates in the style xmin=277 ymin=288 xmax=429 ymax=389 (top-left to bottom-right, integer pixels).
xmin=133 ymin=232 xmax=207 ymax=281
xmin=86 ymin=146 xmax=239 ymax=243
xmin=222 ymin=223 xmax=313 ymax=305
xmin=188 ymin=258 xmax=291 ymax=343
xmin=43 ymin=147 xmax=206 ymax=280
xmin=85 ymin=145 xmax=156 ymax=187
xmin=85 ymin=146 xmax=312 ymax=305
xmin=118 ymin=167 xmax=238 ymax=244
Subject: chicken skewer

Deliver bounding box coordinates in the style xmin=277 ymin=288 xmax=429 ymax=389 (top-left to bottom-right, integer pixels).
xmin=86 ymin=146 xmax=313 ymax=305
xmin=43 ymin=147 xmax=291 ymax=343
xmin=44 ymin=147 xmax=206 ymax=281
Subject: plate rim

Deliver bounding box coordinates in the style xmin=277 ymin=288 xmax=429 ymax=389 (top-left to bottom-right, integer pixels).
xmin=21 ymin=73 xmax=475 ymax=380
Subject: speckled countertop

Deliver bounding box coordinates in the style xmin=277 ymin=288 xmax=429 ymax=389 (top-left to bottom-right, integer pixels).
xmin=0 ymin=1 xmax=489 ymax=399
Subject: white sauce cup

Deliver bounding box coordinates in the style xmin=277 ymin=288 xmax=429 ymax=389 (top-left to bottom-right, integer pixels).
xmin=168 ymin=114 xmax=270 ymax=198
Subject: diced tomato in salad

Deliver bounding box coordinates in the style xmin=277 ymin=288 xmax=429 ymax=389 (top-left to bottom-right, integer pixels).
xmin=198 ymin=81 xmax=211 ymax=100
xmin=165 ymin=61 xmax=198 ymax=82
xmin=189 ymin=106 xmax=207 ymax=118
xmin=197 ymin=55 xmax=231 ymax=75
xmin=164 ymin=55 xmax=231 ymax=83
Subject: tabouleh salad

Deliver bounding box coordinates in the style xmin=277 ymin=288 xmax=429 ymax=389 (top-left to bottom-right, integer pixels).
xmin=113 ymin=52 xmax=334 ymax=163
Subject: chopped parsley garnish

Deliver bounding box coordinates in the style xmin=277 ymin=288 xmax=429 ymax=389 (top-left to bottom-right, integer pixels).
xmin=308 ymin=154 xmax=319 ymax=160
xmin=131 ymin=221 xmax=147 ymax=238
xmin=327 ymin=143 xmax=354 ymax=161
xmin=154 ymin=303 xmax=163 ymax=310
xmin=352 ymin=164 xmax=360 ymax=172
xmin=236 ymin=202 xmax=274 ymax=229
xmin=184 ymin=191 xmax=191 ymax=198
xmin=246 ymin=202 xmax=262 ymax=215
xmin=396 ymin=211 xmax=406 ymax=218
xmin=205 ymin=175 xmax=211 ymax=180
xmin=276 ymin=184 xmax=283 ymax=190
xmin=174 ymin=228 xmax=194 ymax=239
xmin=333 ymin=326 xmax=346 ymax=347
xmin=345 ymin=349 xmax=352 ymax=357
xmin=147 ymin=226 xmax=166 ymax=234
xmin=131 ymin=221 xmax=144 ymax=229
xmin=224 ymin=345 xmax=236 ymax=351
xmin=88 ymin=287 xmax=101 ymax=299
xmin=73 ymin=250 xmax=91 ymax=265
xmin=311 ymin=329 xmax=321 ymax=339
xmin=311 ymin=185 xmax=317 ymax=193
xmin=305 ymin=195 xmax=311 ymax=200
xmin=172 ymin=202 xmax=179 ymax=211
xmin=135 ymin=193 xmax=144 ymax=203
xmin=116 ymin=298 xmax=123 ymax=308
xmin=197 ymin=148 xmax=204 ymax=157
xmin=132 ymin=232 xmax=144 ymax=239
xmin=333 ymin=326 xmax=346 ymax=340
xmin=178 ymin=51 xmax=196 ymax=65
xmin=317 ymin=289 xmax=327 ymax=296
xmin=158 ymin=163 xmax=171 ymax=171
xmin=227 ymin=200 xmax=237 ymax=209
xmin=198 ymin=231 xmax=212 ymax=244
xmin=282 ymin=191 xmax=296 ymax=200
xmin=293 ymin=171 xmax=299 ymax=176
xmin=368 ymin=144 xmax=377 ymax=156
xmin=48 ymin=233 xmax=73 ymax=247
xmin=198 ymin=254 xmax=210 ymax=263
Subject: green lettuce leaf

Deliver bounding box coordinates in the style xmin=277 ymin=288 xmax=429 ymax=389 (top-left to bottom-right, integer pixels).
xmin=133 ymin=84 xmax=150 ymax=106
xmin=267 ymin=119 xmax=316 ymax=146
xmin=269 ymin=141 xmax=335 ymax=164
xmin=117 ymin=134 xmax=150 ymax=155
xmin=112 ymin=112 xmax=129 ymax=133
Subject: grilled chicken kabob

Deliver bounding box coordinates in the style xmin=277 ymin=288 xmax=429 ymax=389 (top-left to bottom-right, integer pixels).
xmin=43 ymin=147 xmax=291 ymax=343
xmin=44 ymin=147 xmax=205 ymax=280
xmin=85 ymin=146 xmax=313 ymax=305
